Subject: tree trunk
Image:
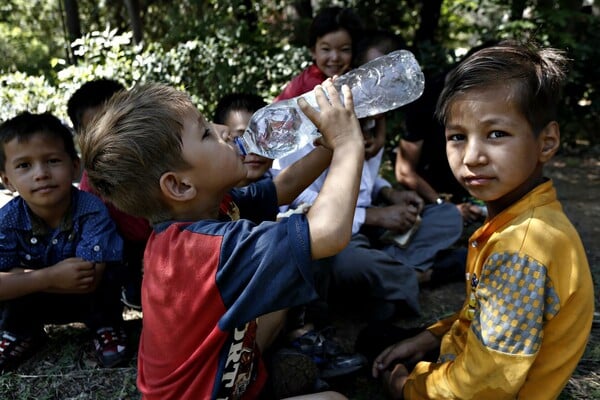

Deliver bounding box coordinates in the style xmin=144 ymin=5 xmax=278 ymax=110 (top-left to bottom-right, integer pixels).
xmin=124 ymin=0 xmax=143 ymax=44
xmin=415 ymin=0 xmax=443 ymax=44
xmin=62 ymin=0 xmax=81 ymax=63
xmin=510 ymin=0 xmax=527 ymax=20
xmin=63 ymin=0 xmax=81 ymax=43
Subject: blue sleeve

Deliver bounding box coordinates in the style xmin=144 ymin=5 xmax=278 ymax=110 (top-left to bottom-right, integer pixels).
xmin=214 ymin=213 xmax=316 ymax=330
xmin=74 ymin=192 xmax=124 ymax=263
xmin=230 ymin=178 xmax=279 ymax=223
xmin=0 ymin=216 xmax=19 ymax=272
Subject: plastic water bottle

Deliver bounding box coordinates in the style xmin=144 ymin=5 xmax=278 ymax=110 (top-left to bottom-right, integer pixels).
xmin=234 ymin=49 xmax=425 ymax=159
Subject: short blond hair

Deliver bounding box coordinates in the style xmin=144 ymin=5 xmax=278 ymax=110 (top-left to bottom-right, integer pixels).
xmin=80 ymin=83 xmax=194 ymax=223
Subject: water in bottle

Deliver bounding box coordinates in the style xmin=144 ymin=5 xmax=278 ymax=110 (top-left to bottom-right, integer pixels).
xmin=234 ymin=49 xmax=425 ymax=159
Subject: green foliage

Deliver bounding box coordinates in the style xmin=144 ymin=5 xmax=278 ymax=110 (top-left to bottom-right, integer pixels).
xmin=436 ymin=0 xmax=600 ymax=147
xmin=0 ymin=0 xmax=66 ymax=74
xmin=0 ymin=26 xmax=309 ymax=124
xmin=0 ymin=0 xmax=597 ymax=147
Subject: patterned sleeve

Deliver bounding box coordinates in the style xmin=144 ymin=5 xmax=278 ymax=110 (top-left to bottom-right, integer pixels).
xmin=405 ymin=251 xmax=560 ymax=399
xmin=0 ymin=222 xmax=19 ymax=271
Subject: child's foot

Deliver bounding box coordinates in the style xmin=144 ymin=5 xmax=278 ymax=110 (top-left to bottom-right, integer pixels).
xmin=290 ymin=327 xmax=367 ymax=379
xmin=0 ymin=330 xmax=47 ymax=373
xmin=93 ymin=326 xmax=128 ymax=368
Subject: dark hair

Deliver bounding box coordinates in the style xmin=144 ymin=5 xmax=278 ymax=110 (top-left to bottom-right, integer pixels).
xmin=308 ymin=7 xmax=363 ymax=50
xmin=0 ymin=112 xmax=78 ymax=172
xmin=436 ymin=41 xmax=568 ymax=134
xmin=213 ymin=93 xmax=267 ymax=125
xmin=354 ymin=29 xmax=406 ymax=67
xmin=67 ymin=78 xmax=125 ymax=132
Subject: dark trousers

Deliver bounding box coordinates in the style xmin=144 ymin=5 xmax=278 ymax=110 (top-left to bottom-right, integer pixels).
xmin=0 ymin=264 xmax=124 ymax=337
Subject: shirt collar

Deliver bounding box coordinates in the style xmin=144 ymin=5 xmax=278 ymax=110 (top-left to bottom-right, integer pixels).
xmin=471 ymin=178 xmax=556 ymax=243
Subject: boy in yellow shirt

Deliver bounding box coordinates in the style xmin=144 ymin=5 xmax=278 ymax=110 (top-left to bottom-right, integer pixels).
xmin=372 ymin=41 xmax=594 ymax=399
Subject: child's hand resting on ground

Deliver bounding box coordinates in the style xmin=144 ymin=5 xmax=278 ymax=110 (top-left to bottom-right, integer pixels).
xmin=372 ymin=329 xmax=440 ymax=378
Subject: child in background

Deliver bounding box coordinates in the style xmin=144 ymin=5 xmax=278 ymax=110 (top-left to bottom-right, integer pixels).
xmin=0 ymin=112 xmax=127 ymax=371
xmin=213 ymin=92 xmax=272 ymax=186
xmin=394 ymin=43 xmax=497 ymax=225
xmin=275 ymin=6 xmax=363 ymax=101
xmin=214 ymin=92 xmax=367 ymax=383
xmin=276 ymin=30 xmax=465 ymax=328
xmin=80 ymin=81 xmax=363 ymax=399
xmin=68 ymin=78 xmax=150 ymax=310
xmin=373 ymin=41 xmax=594 ymax=399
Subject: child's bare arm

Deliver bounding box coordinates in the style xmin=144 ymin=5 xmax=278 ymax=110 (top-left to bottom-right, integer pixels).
xmin=273 ymin=146 xmax=332 ymax=206
xmin=299 ymin=80 xmax=364 ymax=259
xmin=0 ymin=258 xmax=97 ymax=300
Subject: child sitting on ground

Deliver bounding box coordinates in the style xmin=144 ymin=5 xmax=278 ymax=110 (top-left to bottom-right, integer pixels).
xmin=68 ymin=78 xmax=150 ymax=310
xmin=213 ymin=92 xmax=272 ymax=186
xmin=80 ymin=81 xmax=364 ymax=399
xmin=0 ymin=112 xmax=127 ymax=371
xmin=214 ymin=92 xmax=367 ymax=383
xmin=275 ymin=6 xmax=363 ymax=101
xmin=372 ymin=41 xmax=595 ymax=399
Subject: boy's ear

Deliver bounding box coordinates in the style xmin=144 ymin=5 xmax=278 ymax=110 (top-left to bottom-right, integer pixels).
xmin=0 ymin=173 xmax=15 ymax=193
xmin=159 ymin=171 xmax=196 ymax=202
xmin=538 ymin=121 xmax=560 ymax=162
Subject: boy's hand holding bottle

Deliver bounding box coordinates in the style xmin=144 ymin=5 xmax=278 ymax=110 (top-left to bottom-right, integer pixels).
xmin=297 ymin=79 xmax=363 ymax=154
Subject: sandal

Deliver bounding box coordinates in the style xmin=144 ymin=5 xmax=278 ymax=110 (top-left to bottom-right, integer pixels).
xmin=0 ymin=330 xmax=46 ymax=372
xmin=290 ymin=327 xmax=366 ymax=378
xmin=93 ymin=326 xmax=128 ymax=368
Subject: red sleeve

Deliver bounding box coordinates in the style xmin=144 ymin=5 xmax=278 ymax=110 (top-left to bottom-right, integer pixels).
xmin=274 ymin=64 xmax=327 ymax=102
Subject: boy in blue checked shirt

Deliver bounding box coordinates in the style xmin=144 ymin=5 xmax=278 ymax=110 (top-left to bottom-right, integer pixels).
xmin=0 ymin=112 xmax=127 ymax=371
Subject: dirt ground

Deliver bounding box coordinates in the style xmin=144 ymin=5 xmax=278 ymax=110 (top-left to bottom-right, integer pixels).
xmin=0 ymin=150 xmax=598 ymax=399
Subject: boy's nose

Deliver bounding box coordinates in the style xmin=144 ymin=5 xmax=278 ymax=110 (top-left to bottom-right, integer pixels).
xmin=463 ymin=140 xmax=487 ymax=165
xmin=33 ymin=163 xmax=50 ymax=179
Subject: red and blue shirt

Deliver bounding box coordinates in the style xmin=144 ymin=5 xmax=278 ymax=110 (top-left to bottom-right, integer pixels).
xmin=137 ymin=181 xmax=317 ymax=399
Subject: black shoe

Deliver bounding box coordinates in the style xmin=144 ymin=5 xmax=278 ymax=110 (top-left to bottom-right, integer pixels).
xmin=291 ymin=327 xmax=367 ymax=379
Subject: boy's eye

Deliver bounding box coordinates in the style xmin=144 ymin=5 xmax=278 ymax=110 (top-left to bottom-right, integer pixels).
xmin=15 ymin=162 xmax=30 ymax=169
xmin=202 ymin=128 xmax=211 ymax=139
xmin=446 ymin=133 xmax=465 ymax=142
xmin=48 ymin=158 xmax=62 ymax=164
xmin=489 ymin=130 xmax=508 ymax=139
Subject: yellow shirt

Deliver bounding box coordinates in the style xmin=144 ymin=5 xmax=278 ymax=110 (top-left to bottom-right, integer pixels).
xmin=405 ymin=180 xmax=595 ymax=399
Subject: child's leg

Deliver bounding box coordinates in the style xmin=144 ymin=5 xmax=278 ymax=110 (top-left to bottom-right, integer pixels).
xmin=0 ymin=294 xmax=50 ymax=371
xmin=257 ymin=309 xmax=288 ymax=352
xmin=121 ymin=240 xmax=145 ymax=310
xmin=0 ymin=294 xmax=46 ymax=336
